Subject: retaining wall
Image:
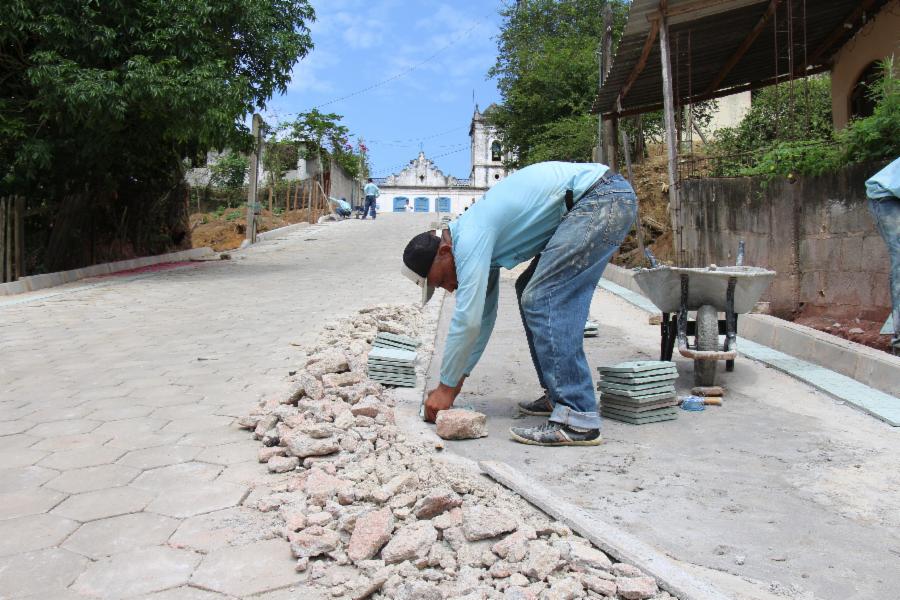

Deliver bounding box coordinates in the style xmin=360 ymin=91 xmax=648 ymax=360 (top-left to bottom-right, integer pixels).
xmin=680 ymin=162 xmax=891 ymax=320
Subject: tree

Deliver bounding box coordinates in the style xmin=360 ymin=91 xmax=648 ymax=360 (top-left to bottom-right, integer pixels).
xmin=0 ymin=0 xmax=315 ymax=271
xmin=487 ymin=0 xmax=629 ymax=167
xmin=288 ymin=109 xmax=370 ymax=182
xmin=209 ymin=152 xmax=250 ymax=202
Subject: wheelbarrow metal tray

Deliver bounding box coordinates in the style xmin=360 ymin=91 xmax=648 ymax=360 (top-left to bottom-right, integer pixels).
xmin=633 ymin=266 xmax=775 ymax=314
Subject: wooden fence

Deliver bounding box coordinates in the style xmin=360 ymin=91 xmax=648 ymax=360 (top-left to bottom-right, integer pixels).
xmin=0 ymin=196 xmax=25 ymax=283
xmin=264 ymin=178 xmax=333 ymax=224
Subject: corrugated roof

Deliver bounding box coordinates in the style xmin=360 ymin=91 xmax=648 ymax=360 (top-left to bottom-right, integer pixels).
xmin=594 ymin=0 xmax=893 ymax=116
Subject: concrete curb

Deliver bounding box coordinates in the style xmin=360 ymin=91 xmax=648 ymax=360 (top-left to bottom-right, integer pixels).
xmin=481 ymin=460 xmax=732 ymax=600
xmin=256 ymin=221 xmax=311 ymax=241
xmin=0 ymin=247 xmax=215 ymax=297
xmin=602 ymin=264 xmax=900 ymax=398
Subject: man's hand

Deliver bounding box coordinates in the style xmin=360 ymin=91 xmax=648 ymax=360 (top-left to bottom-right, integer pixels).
xmin=424 ymin=377 xmax=466 ymax=423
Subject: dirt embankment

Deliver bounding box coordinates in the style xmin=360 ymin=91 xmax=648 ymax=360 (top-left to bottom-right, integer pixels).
xmin=190 ymin=208 xmax=318 ymax=251
xmin=614 ymin=148 xmax=676 ymax=267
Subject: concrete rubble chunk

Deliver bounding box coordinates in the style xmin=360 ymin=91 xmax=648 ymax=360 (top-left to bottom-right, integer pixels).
xmin=521 ymin=540 xmax=561 ymax=581
xmin=435 ymin=409 xmax=488 ymax=440
xmin=298 ymin=372 xmax=325 ymax=400
xmin=238 ymin=415 xmax=261 ymax=429
xmin=303 ymin=468 xmax=351 ymax=505
xmin=347 ymin=508 xmax=395 ymax=562
xmin=462 ymin=505 xmax=518 ymax=541
xmin=380 ymin=520 xmax=438 ymax=564
xmin=267 ymin=455 xmax=299 ymax=473
xmin=544 ymin=576 xmax=583 ymax=600
xmin=492 ymin=529 xmax=536 ymax=562
xmin=611 ymin=562 xmax=643 ymax=577
xmin=307 ymin=350 xmax=350 ymax=376
xmin=565 ymin=541 xmax=612 ymax=572
xmin=433 ymin=507 xmax=463 ymax=530
xmin=258 ymin=446 xmax=286 ymax=462
xmin=323 ymin=371 xmax=365 ymax=388
xmin=615 ymin=576 xmax=658 ymax=599
xmin=285 ymin=432 xmax=340 ymax=459
xmin=289 ymin=526 xmax=340 ymax=558
xmin=351 ymin=396 xmax=385 ymax=418
xmin=414 ymin=488 xmax=463 ymax=520
xmin=581 ymin=573 xmax=617 ymax=596
xmin=380 ymin=471 xmax=419 ymax=499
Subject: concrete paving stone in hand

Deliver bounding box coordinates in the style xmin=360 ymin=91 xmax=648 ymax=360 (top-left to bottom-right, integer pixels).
xmin=190 ymin=538 xmax=302 ymax=596
xmin=71 ymin=546 xmax=200 ymax=598
xmin=0 ymin=548 xmax=89 ymax=598
xmin=0 ymin=513 xmax=79 ymax=556
xmin=62 ymin=511 xmax=180 ymax=559
xmin=44 ymin=463 xmax=139 ymax=494
xmin=50 ymin=486 xmax=154 ymax=522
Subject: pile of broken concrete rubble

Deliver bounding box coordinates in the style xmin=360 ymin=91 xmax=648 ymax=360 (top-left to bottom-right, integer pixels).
xmin=239 ymin=304 xmax=673 ymax=600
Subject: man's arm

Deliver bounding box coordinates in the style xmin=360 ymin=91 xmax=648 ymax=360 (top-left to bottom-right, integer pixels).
xmin=463 ymin=266 xmax=500 ymax=375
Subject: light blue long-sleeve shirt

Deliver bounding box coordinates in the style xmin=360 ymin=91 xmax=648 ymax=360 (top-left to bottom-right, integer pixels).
xmin=364 ymin=182 xmax=380 ymax=197
xmin=866 ymin=157 xmax=900 ymax=199
xmin=439 ymin=161 xmax=609 ymax=387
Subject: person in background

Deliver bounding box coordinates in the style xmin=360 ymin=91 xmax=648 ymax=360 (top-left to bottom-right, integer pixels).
xmin=866 ymin=156 xmax=900 ymax=355
xmin=362 ymin=178 xmax=380 ymax=220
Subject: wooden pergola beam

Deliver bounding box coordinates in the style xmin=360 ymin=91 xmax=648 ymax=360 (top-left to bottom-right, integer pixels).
xmin=605 ymin=63 xmax=831 ymax=119
xmin=617 ymin=18 xmax=660 ymax=107
xmin=704 ymin=0 xmax=779 ymax=95
xmin=805 ymin=0 xmax=878 ymax=68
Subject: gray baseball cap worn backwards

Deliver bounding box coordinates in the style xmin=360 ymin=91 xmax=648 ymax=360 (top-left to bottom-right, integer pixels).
xmin=401 ymin=230 xmax=440 ymax=304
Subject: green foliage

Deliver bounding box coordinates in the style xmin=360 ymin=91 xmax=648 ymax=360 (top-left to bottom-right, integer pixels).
xmin=838 ymin=57 xmax=900 ymax=164
xmin=488 ymin=0 xmax=628 ymax=167
xmin=210 ymin=152 xmax=250 ymax=191
xmin=0 ymin=0 xmax=315 ymax=270
xmin=288 ymin=111 xmax=368 ymax=179
xmin=262 ymin=139 xmax=300 ymax=185
xmin=711 ymin=61 xmax=899 ymax=180
xmin=709 ymin=76 xmax=834 ymax=175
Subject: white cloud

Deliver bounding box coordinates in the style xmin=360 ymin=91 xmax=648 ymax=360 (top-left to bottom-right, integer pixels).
xmin=288 ymin=49 xmax=339 ymax=93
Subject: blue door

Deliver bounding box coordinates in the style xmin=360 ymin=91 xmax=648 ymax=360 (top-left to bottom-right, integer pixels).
xmin=393 ymin=197 xmax=408 ymax=212
xmin=414 ymin=197 xmax=429 ymax=212
xmin=436 ymin=197 xmax=451 ymax=212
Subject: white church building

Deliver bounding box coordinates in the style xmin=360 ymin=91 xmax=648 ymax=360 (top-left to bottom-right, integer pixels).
xmin=371 ymin=105 xmax=510 ymax=215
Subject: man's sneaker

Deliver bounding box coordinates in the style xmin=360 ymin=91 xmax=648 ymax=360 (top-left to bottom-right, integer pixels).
xmin=517 ymin=392 xmax=553 ymax=416
xmin=509 ymin=421 xmax=602 ymax=447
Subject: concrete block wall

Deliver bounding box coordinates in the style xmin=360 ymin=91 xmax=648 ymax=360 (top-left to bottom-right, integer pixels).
xmin=680 ymin=162 xmax=890 ymax=319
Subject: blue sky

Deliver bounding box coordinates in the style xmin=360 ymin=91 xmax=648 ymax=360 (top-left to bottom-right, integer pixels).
xmin=263 ymin=0 xmax=506 ymax=180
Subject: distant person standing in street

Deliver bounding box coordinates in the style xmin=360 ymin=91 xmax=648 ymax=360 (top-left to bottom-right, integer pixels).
xmin=866 ymin=156 xmax=900 ymax=355
xmin=363 ymin=179 xmax=380 ymax=219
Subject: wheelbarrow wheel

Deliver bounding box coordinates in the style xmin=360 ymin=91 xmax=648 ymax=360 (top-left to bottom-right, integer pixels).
xmin=694 ymin=305 xmax=718 ymax=386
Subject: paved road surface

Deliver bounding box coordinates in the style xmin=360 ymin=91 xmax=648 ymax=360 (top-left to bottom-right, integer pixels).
xmin=426 ymin=274 xmax=900 ymax=600
xmin=0 ymin=214 xmax=431 ymax=599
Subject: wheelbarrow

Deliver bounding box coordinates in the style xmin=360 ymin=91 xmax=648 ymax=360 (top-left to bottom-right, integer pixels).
xmin=633 ymin=243 xmax=775 ymax=386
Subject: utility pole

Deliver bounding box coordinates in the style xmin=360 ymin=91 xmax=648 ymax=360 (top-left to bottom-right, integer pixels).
xmin=658 ymin=13 xmax=681 ymax=266
xmin=245 ymin=113 xmax=262 ymax=245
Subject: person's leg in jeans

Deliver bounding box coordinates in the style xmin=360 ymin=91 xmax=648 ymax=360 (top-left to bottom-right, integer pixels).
xmin=362 ymin=196 xmax=374 ymax=219
xmin=869 ymin=196 xmax=900 ymax=353
xmin=515 ymin=256 xmax=553 ymax=415
xmin=511 ymin=174 xmax=637 ymax=444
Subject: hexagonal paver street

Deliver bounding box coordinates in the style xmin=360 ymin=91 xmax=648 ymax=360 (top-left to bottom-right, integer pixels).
xmin=0 ymin=216 xmax=428 ymax=597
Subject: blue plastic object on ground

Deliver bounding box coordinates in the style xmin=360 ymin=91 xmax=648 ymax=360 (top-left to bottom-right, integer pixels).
xmin=680 ymin=396 xmax=706 ymax=411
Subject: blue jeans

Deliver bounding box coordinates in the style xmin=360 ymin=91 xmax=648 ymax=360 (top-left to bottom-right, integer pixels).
xmin=869 ymin=196 xmax=900 ymax=349
xmin=362 ymin=196 xmax=377 ymax=219
xmin=515 ymin=173 xmax=637 ymax=429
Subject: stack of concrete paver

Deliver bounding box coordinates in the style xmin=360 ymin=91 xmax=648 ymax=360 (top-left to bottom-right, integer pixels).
xmin=597 ymin=360 xmax=678 ymax=424
xmin=367 ymin=332 xmax=418 ymax=387
xmin=583 ymin=320 xmax=599 ymax=338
